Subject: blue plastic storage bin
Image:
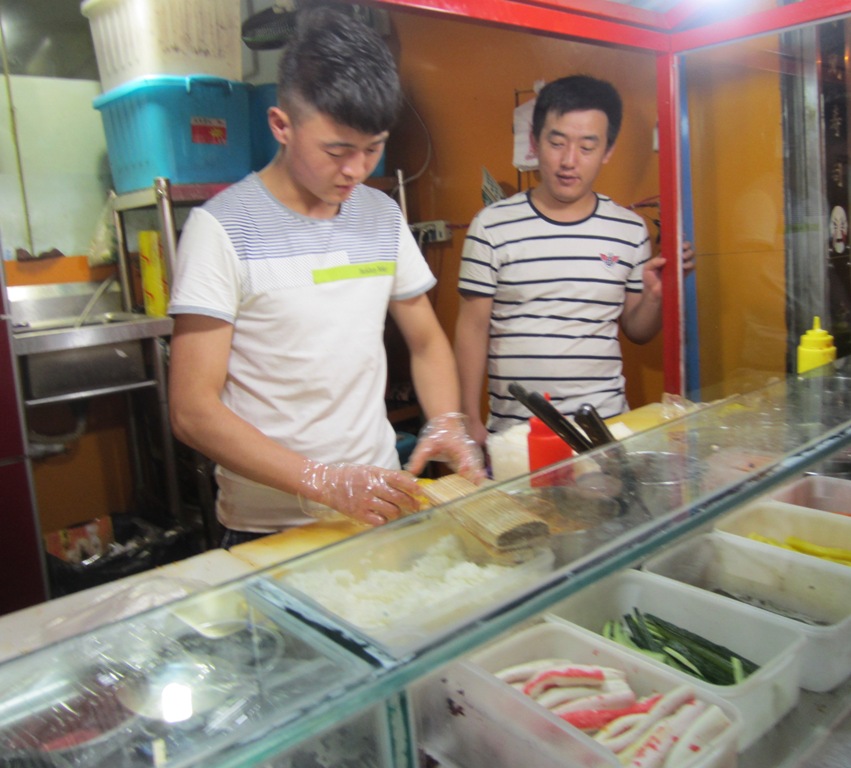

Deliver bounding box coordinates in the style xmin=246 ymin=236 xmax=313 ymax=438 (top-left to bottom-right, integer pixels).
xmin=94 ymin=75 xmax=251 ymax=194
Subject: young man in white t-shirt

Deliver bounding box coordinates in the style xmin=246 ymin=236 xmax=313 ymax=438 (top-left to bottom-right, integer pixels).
xmin=168 ymin=8 xmax=482 ymax=546
xmin=455 ymin=75 xmax=694 ymax=444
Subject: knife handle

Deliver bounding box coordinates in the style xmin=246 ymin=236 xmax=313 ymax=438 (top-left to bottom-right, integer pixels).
xmin=526 ymin=391 xmax=594 ymax=453
xmin=575 ymin=402 xmax=617 ymax=448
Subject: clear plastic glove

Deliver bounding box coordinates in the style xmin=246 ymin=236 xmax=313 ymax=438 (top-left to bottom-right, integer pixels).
xmin=298 ymin=459 xmax=422 ymax=527
xmin=405 ymin=412 xmax=486 ymax=484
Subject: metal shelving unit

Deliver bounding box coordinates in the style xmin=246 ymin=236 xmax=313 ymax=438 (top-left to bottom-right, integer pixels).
xmin=110 ymin=177 xmax=226 ymax=540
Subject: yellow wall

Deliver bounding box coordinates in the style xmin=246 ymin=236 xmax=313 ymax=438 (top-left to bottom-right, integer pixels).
xmin=385 ymin=11 xmax=664 ymax=414
xmin=685 ymin=38 xmax=787 ymax=397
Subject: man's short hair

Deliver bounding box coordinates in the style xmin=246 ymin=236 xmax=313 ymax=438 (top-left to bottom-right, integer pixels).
xmin=277 ymin=7 xmax=402 ymax=135
xmin=532 ymin=75 xmax=623 ymax=148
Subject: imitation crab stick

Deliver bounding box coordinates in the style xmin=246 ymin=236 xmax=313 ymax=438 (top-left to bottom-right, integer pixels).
xmin=522 ymin=664 xmax=608 ymax=697
xmin=536 ymin=678 xmax=631 ymax=709
xmin=624 ymin=700 xmax=705 ymax=767
xmin=559 ymin=694 xmax=663 ymax=731
xmin=494 ymin=658 xmax=575 ymax=684
xmin=665 ymin=703 xmax=733 ymax=765
xmin=551 ymin=686 xmax=637 ymax=716
xmin=595 ymin=684 xmax=695 ymax=753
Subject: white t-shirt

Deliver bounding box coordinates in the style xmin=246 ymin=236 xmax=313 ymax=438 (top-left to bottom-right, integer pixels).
xmin=169 ymin=174 xmax=435 ymax=531
xmin=459 ymin=191 xmax=651 ymax=431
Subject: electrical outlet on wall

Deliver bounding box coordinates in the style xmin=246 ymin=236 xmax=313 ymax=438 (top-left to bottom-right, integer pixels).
xmin=410 ymin=220 xmax=452 ymax=244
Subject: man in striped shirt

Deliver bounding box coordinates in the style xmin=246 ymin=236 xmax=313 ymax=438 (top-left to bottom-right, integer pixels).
xmin=455 ymin=75 xmax=692 ymax=444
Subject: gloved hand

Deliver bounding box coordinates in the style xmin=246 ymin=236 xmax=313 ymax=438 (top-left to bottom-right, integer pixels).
xmin=298 ymin=459 xmax=422 ymax=527
xmin=405 ymin=412 xmax=486 ymax=484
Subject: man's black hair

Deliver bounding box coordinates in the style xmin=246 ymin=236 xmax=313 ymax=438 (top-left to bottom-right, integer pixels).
xmin=277 ymin=6 xmax=402 ymax=135
xmin=532 ymin=75 xmax=623 ymax=148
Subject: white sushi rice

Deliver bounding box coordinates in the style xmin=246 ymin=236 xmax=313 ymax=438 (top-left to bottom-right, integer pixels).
xmin=284 ymin=535 xmax=514 ymax=630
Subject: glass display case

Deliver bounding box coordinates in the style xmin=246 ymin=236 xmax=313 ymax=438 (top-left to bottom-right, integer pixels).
xmin=1 ymin=361 xmax=850 ymax=767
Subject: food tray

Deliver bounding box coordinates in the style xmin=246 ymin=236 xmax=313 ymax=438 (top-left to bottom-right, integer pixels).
xmin=458 ymin=621 xmax=741 ymax=768
xmin=412 ymin=653 xmax=620 ymax=768
xmin=543 ymin=569 xmax=804 ymax=749
xmin=259 ymin=514 xmax=555 ymax=658
xmin=714 ymin=499 xmax=851 ymax=575
xmin=769 ymin=474 xmax=851 ymax=516
xmin=642 ymin=532 xmax=851 ymax=692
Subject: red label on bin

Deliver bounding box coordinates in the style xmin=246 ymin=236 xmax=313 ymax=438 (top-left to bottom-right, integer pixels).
xmin=191 ymin=117 xmax=227 ymax=145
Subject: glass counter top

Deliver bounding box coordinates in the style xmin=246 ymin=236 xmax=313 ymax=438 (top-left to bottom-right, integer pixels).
xmin=1 ymin=363 xmax=850 ymax=766
xmin=0 ymin=580 xmax=374 ymax=767
xmin=251 ymin=364 xmax=851 ymax=671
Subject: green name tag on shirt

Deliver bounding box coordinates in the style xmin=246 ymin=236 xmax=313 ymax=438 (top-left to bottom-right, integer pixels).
xmin=313 ymin=262 xmax=396 ymax=284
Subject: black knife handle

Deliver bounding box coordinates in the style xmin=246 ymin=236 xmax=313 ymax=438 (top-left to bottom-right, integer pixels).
xmin=526 ymin=392 xmax=594 ymax=454
xmin=575 ymin=402 xmax=617 ymax=448
xmin=508 ymin=383 xmax=593 ymax=453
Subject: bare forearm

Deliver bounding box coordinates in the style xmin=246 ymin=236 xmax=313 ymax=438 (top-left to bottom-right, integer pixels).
xmin=171 ymin=396 xmax=307 ymax=495
xmin=454 ymin=297 xmax=490 ymax=417
xmin=620 ymin=291 xmax=663 ymax=344
xmin=456 ymin=335 xmax=487 ymax=421
xmin=408 ymin=335 xmax=461 ymax=419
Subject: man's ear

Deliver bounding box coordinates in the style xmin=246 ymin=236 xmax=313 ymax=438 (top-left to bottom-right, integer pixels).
xmin=602 ymin=141 xmax=617 ymax=164
xmin=268 ymin=106 xmax=291 ymax=145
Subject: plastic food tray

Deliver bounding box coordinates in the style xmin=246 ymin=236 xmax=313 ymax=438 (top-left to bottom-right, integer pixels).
xmin=769 ymin=474 xmax=851 ymax=516
xmin=412 ymin=655 xmax=618 ymax=768
xmin=642 ymin=532 xmax=851 ymax=692
xmin=714 ymin=499 xmax=851 ymax=575
xmin=457 ymin=621 xmax=741 ymax=768
xmin=542 ymin=569 xmax=804 ymax=750
xmin=261 ymin=515 xmax=555 ymax=658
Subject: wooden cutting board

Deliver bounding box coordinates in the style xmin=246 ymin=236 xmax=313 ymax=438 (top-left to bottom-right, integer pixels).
xmin=228 ymin=520 xmax=367 ymax=569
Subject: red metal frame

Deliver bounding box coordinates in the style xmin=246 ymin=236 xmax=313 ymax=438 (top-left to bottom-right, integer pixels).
xmin=371 ymin=0 xmax=670 ymax=49
xmin=670 ymin=0 xmax=851 ymax=51
xmin=655 ymin=51 xmax=684 ymax=395
xmin=373 ymin=0 xmax=850 ymax=394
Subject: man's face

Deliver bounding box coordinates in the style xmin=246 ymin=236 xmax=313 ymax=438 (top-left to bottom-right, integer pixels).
xmin=532 ymin=108 xmax=614 ymax=213
xmin=274 ymin=106 xmax=388 ymax=214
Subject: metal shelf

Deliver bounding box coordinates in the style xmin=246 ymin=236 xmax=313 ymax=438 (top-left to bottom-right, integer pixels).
xmin=111 ymin=177 xmax=231 ymax=546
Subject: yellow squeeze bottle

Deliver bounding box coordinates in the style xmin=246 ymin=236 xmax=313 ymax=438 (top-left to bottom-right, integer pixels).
xmin=797 ymin=316 xmax=836 ymax=373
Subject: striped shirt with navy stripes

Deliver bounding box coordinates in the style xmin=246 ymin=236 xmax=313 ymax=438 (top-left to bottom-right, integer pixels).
xmin=459 ymin=190 xmax=651 ymax=431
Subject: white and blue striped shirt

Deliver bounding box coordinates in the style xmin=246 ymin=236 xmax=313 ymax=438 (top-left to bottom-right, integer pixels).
xmin=459 ymin=191 xmax=651 ymax=431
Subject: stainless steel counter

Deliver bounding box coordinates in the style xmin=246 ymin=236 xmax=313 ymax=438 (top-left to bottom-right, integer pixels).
xmin=13 ymin=315 xmax=173 ymax=356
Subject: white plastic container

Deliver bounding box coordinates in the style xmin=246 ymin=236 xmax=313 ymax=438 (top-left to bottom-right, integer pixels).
xmin=642 ymin=532 xmax=851 ymax=692
xmin=714 ymin=499 xmax=851 ymax=575
xmin=412 ymin=656 xmax=619 ymax=768
xmin=81 ymin=0 xmax=242 ymax=92
xmin=264 ymin=515 xmax=555 ymax=657
xmin=543 ymin=569 xmax=804 ymax=749
xmin=458 ymin=621 xmax=741 ymax=768
xmin=486 ymin=423 xmax=530 ymax=482
xmin=769 ymin=474 xmax=851 ymax=516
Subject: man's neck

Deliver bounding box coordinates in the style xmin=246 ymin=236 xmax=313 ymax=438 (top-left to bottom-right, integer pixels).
xmin=530 ymin=188 xmax=597 ymax=223
xmin=258 ymin=164 xmax=341 ymax=219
